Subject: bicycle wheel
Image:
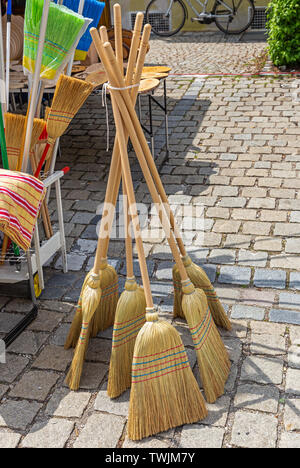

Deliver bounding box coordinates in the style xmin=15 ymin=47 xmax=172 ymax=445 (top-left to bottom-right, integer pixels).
xmin=146 ymin=0 xmax=187 ymax=37
xmin=213 ymin=0 xmax=255 ymax=34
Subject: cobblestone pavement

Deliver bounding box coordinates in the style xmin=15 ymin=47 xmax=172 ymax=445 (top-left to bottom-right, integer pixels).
xmin=1 ymin=66 xmax=300 ymax=448
xmin=147 ymin=31 xmax=268 ymax=75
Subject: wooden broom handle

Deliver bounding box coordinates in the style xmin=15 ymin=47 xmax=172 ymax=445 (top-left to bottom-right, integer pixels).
xmin=114 ymin=4 xmax=123 ymax=72
xmin=111 ymin=92 xmax=154 ymax=308
xmin=91 ymin=20 xmax=146 ymax=271
xmin=102 ymin=41 xmax=187 ymax=258
xmin=102 ymin=43 xmax=189 ymax=282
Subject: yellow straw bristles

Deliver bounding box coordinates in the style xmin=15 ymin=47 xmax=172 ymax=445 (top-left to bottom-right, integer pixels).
xmin=173 ymin=256 xmax=232 ymax=330
xmin=107 ymin=277 xmax=146 ymax=398
xmin=47 ymin=75 xmax=94 ymax=141
xmin=90 ymin=260 xmax=119 ymax=336
xmin=31 ymin=118 xmax=46 ymax=151
xmin=65 ymin=273 xmax=101 ymax=390
xmin=128 ymin=312 xmax=208 ymax=440
xmin=181 ymin=280 xmax=230 ymax=403
xmin=4 ymin=113 xmax=26 ymax=170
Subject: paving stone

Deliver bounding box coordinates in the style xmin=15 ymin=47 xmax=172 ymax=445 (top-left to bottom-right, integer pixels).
xmin=284 ymin=399 xmax=300 ymax=431
xmin=253 ymin=269 xmax=286 ymax=289
xmin=270 ymin=255 xmax=300 ymax=270
xmin=8 ymin=331 xmax=48 ymax=355
xmin=28 ymin=310 xmax=63 ymax=332
xmin=46 ymin=388 xmax=91 ymax=418
xmin=237 ymin=250 xmax=268 ymax=267
xmin=123 ymin=437 xmax=170 ymax=448
xmin=22 ymin=418 xmax=74 ymax=448
xmin=241 ymin=356 xmax=283 ymax=385
xmin=0 ymin=400 xmax=42 ymax=430
xmin=9 ymin=371 xmax=60 ymax=401
xmin=179 ymin=424 xmax=224 ymax=449
xmin=214 ymin=287 xmax=240 ymax=305
xmin=270 ymin=309 xmax=300 ymax=326
xmin=279 ymin=293 xmax=300 ymax=310
xmin=55 ymin=253 xmax=86 ymax=272
xmin=208 ymin=249 xmax=236 ymax=265
xmin=94 ymin=384 xmax=130 ymax=417
xmin=234 ymin=383 xmax=280 ymax=413
xmin=224 ymin=234 xmax=252 ymax=249
xmin=213 ymin=220 xmax=241 ymax=234
xmin=253 ymin=237 xmax=282 ymax=252
xmin=286 ymin=368 xmax=300 ymax=395
xmin=279 ymin=432 xmax=300 ymax=448
xmin=73 ymin=413 xmax=125 ymax=448
xmin=243 ymin=221 xmax=271 ymax=236
xmin=218 ymin=266 xmax=251 ymax=286
xmin=75 ymin=362 xmax=107 ymax=390
xmin=201 ymin=396 xmax=231 ymax=427
xmin=240 ymin=289 xmax=275 ymax=309
xmin=0 ymin=313 xmax=25 ymax=334
xmin=0 ymin=384 xmax=8 ymax=400
xmin=290 ymin=272 xmax=300 ymax=290
xmin=32 ymin=345 xmax=73 ymax=372
xmin=231 ymin=411 xmax=278 ymax=448
xmin=286 ymin=238 xmax=300 ymax=254
xmin=231 ymin=305 xmax=265 ymax=321
xmin=0 ymin=431 xmax=21 ymax=448
xmin=4 ymin=299 xmax=34 ymax=313
xmin=0 ymin=354 xmax=29 ymax=384
xmin=50 ymin=323 xmax=71 ymax=346
xmin=251 ymin=333 xmax=286 ymax=356
xmin=250 ymin=321 xmax=285 ymax=336
xmin=288 ymin=344 xmax=300 ymax=369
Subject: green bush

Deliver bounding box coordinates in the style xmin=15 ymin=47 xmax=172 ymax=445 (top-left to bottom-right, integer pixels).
xmin=267 ymin=0 xmax=300 ymax=66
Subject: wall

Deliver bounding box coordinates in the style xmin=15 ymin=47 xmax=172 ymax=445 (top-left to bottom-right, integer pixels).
xmin=110 ymin=0 xmax=270 ymax=32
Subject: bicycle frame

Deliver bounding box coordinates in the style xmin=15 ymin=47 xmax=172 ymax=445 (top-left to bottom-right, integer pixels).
xmin=165 ymin=0 xmax=234 ymax=18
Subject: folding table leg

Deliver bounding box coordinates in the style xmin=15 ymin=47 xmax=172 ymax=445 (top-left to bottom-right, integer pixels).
xmin=55 ymin=179 xmax=68 ymax=274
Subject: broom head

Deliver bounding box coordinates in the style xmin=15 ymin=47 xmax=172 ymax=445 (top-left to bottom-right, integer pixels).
xmin=91 ymin=259 xmax=119 ymax=336
xmin=46 ymin=75 xmax=93 ymax=142
xmin=128 ymin=310 xmax=208 ymax=440
xmin=23 ymin=0 xmax=86 ymax=80
xmin=65 ymin=272 xmax=101 ymax=390
xmin=107 ymin=277 xmax=146 ymax=399
xmin=173 ymin=256 xmax=231 ymax=330
xmin=4 ymin=113 xmax=26 ymax=170
xmin=63 ymin=0 xmax=106 ymax=61
xmin=181 ymin=280 xmax=230 ymax=403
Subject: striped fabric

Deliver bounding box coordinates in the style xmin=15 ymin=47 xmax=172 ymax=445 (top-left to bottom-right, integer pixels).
xmin=0 ymin=169 xmax=46 ymax=251
xmin=131 ymin=343 xmax=190 ymax=384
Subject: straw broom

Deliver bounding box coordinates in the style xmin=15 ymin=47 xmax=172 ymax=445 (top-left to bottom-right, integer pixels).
xmin=95 ymin=39 xmax=231 ymax=404
xmin=109 ymin=89 xmax=207 ymax=439
xmin=106 ymin=6 xmax=146 ymax=399
xmin=65 ymin=15 xmax=148 ymax=351
xmin=91 ymin=37 xmax=230 ymax=332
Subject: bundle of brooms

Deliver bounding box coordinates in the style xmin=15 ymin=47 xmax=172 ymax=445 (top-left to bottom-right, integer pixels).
xmin=65 ymin=4 xmax=232 ymax=440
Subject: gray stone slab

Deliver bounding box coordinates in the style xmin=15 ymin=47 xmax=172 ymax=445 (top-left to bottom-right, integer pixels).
xmin=279 ymin=293 xmax=300 ymax=310
xmin=231 ymin=411 xmax=278 ymax=448
xmin=8 ymin=331 xmax=48 ymax=355
xmin=21 ymin=418 xmax=74 ymax=448
xmin=201 ymin=396 xmax=231 ymax=427
xmin=279 ymin=432 xmax=300 ymax=448
xmin=46 ymin=388 xmax=91 ymax=418
xmin=284 ymin=399 xmax=300 ymax=431
xmin=32 ymin=345 xmax=73 ymax=372
xmin=0 ymin=400 xmax=42 ymax=430
xmin=290 ymin=272 xmax=300 ymax=290
xmin=269 ymin=309 xmax=300 ymax=326
xmin=288 ymin=345 xmax=300 ymax=369
xmin=250 ymin=333 xmax=286 ymax=356
xmin=9 ymin=371 xmax=60 ymax=401
xmin=286 ymin=368 xmax=300 ymax=395
xmin=231 ymin=305 xmax=265 ymax=321
xmin=0 ymin=431 xmax=21 ymax=448
xmin=241 ymin=356 xmax=284 ymax=385
xmin=94 ymin=384 xmax=130 ymax=417
xmin=0 ymin=354 xmax=29 ymax=384
xmin=218 ymin=266 xmax=251 ymax=286
xmin=253 ymin=269 xmax=286 ymax=289
xmin=73 ymin=413 xmax=125 ymax=448
xmin=123 ymin=437 xmax=170 ymax=448
xmin=179 ymin=424 xmax=224 ymax=448
xmin=234 ymin=383 xmax=279 ymax=413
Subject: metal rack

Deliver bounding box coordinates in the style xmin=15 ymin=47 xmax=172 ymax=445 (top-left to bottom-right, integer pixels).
xmin=0 ymin=168 xmax=68 ymax=346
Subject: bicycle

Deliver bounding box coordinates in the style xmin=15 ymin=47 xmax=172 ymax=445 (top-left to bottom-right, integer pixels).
xmin=146 ymin=0 xmax=255 ymax=36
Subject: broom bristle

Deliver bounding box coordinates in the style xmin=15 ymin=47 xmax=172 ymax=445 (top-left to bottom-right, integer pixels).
xmin=65 ymin=273 xmax=101 ymax=390
xmin=47 ymin=75 xmax=94 ymax=140
xmin=91 ymin=260 xmax=119 ymax=336
xmin=181 ymin=280 xmax=230 ymax=404
xmin=31 ymin=119 xmax=46 ymax=151
xmin=23 ymin=0 xmax=85 ymax=80
xmin=4 ymin=113 xmax=26 ymax=170
xmin=173 ymin=256 xmax=231 ymax=330
xmin=128 ymin=312 xmax=208 ymax=440
xmin=65 ymin=270 xmax=98 ymax=349
xmin=107 ymin=277 xmax=146 ymax=399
